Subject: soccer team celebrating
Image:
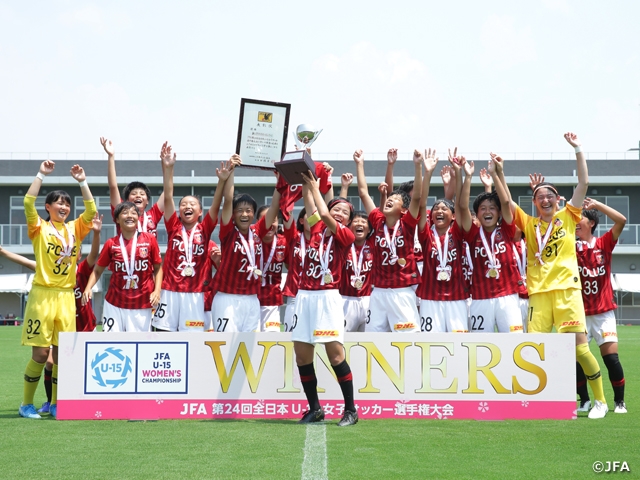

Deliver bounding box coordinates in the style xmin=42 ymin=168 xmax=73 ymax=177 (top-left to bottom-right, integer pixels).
xmin=8 ymin=132 xmax=627 ymax=425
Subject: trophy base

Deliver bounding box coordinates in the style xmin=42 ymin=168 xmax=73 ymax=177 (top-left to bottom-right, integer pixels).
xmin=274 ymin=150 xmax=317 ymax=185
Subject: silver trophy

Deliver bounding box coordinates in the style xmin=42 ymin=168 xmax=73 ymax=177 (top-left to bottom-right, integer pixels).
xmin=293 ymin=124 xmax=323 ymax=150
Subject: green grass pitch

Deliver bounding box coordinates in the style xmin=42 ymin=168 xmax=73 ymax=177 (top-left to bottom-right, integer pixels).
xmin=1 ymin=326 xmax=639 ymax=479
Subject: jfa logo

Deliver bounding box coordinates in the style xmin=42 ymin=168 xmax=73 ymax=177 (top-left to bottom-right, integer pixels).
xmin=85 ymin=344 xmax=137 ymax=393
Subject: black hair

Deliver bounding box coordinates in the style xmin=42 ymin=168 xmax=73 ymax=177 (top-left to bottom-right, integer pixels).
xmin=122 ymin=182 xmax=152 ymax=204
xmin=114 ymin=201 xmax=141 ymax=220
xmin=432 ymin=198 xmax=455 ymax=214
xmin=327 ymin=197 xmax=355 ymax=224
xmin=398 ymin=180 xmax=414 ymax=195
xmin=473 ymin=191 xmax=501 ymax=215
xmin=388 ymin=189 xmax=411 ymax=209
xmin=179 ymin=195 xmax=202 ymax=210
xmin=296 ymin=207 xmax=307 ymax=232
xmin=352 ymin=210 xmax=373 ymax=238
xmin=44 ymin=190 xmax=72 ymax=221
xmin=532 ymin=182 xmax=559 ymax=198
xmin=233 ymin=193 xmax=257 ymax=213
xmin=582 ymin=208 xmax=600 ymax=234
xmin=256 ymin=205 xmax=269 ymax=219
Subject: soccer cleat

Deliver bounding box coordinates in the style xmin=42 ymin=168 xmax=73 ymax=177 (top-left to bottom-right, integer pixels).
xmin=614 ymin=401 xmax=627 ymax=414
xmin=38 ymin=401 xmax=51 ymax=414
xmin=298 ymin=408 xmax=325 ymax=424
xmin=577 ymin=400 xmax=591 ymax=413
xmin=19 ymin=404 xmax=41 ymax=419
xmin=49 ymin=404 xmax=57 ymax=419
xmin=337 ymin=410 xmax=358 ymax=427
xmin=588 ymin=400 xmax=608 ymax=419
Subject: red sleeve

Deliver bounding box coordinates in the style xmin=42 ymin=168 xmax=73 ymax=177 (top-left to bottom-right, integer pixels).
xmin=165 ymin=211 xmax=181 ymax=234
xmin=402 ymin=211 xmax=419 ymax=229
xmin=601 ymin=230 xmax=617 ymax=252
xmin=77 ymin=258 xmax=92 ymax=277
xmin=110 ymin=204 xmax=117 ymax=222
xmin=369 ymin=208 xmax=384 ymax=228
xmin=97 ymin=238 xmax=113 ymax=268
xmin=254 ymin=215 xmax=268 ymax=239
xmin=200 ymin=211 xmax=217 ymax=235
xmin=462 ymin=222 xmax=479 ymax=244
xmin=500 ymin=219 xmax=516 ymax=240
xmin=150 ymin=236 xmax=162 ymax=264
xmin=219 ymin=217 xmax=235 ymax=240
xmin=334 ymin=222 xmax=356 ymax=247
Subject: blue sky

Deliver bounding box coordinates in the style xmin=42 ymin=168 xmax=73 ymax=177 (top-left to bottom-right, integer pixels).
xmin=1 ymin=0 xmax=638 ymax=158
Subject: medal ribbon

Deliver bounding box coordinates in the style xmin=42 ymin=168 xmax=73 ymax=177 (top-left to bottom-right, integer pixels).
xmin=431 ymin=225 xmax=451 ymax=278
xmin=512 ymin=240 xmax=527 ymax=284
xmin=464 ymin=241 xmax=473 ymax=273
xmin=535 ymin=219 xmax=554 ymax=266
xmin=299 ymin=232 xmax=306 ymax=269
xmin=480 ymin=227 xmax=501 ymax=278
xmin=49 ymin=221 xmax=75 ymax=264
xmin=349 ymin=243 xmax=365 ymax=288
xmin=383 ymin=221 xmax=401 ymax=264
xmin=137 ymin=213 xmax=149 ymax=233
xmin=178 ymin=225 xmax=198 ymax=276
xmin=236 ymin=227 xmax=260 ymax=280
xmin=318 ymin=229 xmax=334 ymax=285
xmin=260 ymin=238 xmax=277 ymax=286
xmin=119 ymin=232 xmax=139 ymax=289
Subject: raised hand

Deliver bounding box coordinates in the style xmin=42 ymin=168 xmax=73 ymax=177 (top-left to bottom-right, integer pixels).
xmin=100 ymin=137 xmax=115 ymax=156
xmin=564 ymin=132 xmax=581 ymax=147
xmin=413 ymin=149 xmax=424 ymax=165
xmin=323 ymin=162 xmax=334 ymax=176
xmin=91 ymin=213 xmax=104 ymax=232
xmin=40 ymin=160 xmax=55 ymax=175
xmin=448 ymin=147 xmax=459 ymax=165
xmin=424 ymin=148 xmax=438 ymax=174
xmin=460 ymin=156 xmax=474 ymax=176
xmin=301 ymin=170 xmax=320 ymax=191
xmin=228 ymin=153 xmax=242 ymax=169
xmin=353 ymin=149 xmax=364 ymax=165
xmin=528 ymin=173 xmax=545 ymax=191
xmin=70 ymin=164 xmax=86 ymax=182
xmin=160 ymin=141 xmax=177 ymax=168
xmin=583 ymin=197 xmax=598 ymax=210
xmin=489 ymin=152 xmax=504 ymax=173
xmin=378 ymin=182 xmax=388 ymax=195
xmin=341 ymin=172 xmax=354 ymax=188
xmin=480 ymin=167 xmax=493 ymax=186
xmin=440 ymin=165 xmax=452 ymax=184
xmin=387 ymin=148 xmax=398 ymax=165
xmin=216 ymin=159 xmax=234 ymax=181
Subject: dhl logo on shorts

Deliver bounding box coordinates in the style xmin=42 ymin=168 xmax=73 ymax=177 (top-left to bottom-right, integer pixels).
xmin=394 ymin=323 xmax=417 ymax=331
xmin=452 ymin=329 xmax=469 ymax=333
xmin=265 ymin=321 xmax=281 ymax=329
xmin=185 ymin=321 xmax=205 ymax=327
xmin=602 ymin=331 xmax=618 ymax=338
xmin=510 ymin=325 xmax=524 ymax=332
xmin=313 ymin=330 xmax=339 ymax=337
xmin=560 ymin=321 xmax=582 ymax=327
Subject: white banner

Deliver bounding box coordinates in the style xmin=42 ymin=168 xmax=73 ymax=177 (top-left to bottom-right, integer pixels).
xmin=58 ymin=332 xmax=576 ymax=420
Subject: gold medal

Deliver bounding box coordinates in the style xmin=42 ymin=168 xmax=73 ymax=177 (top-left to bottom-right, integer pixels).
xmin=183 ymin=266 xmax=194 ymax=277
xmin=354 ymin=279 xmax=364 ymax=290
xmin=130 ymin=278 xmax=138 ymax=289
xmin=438 ymin=271 xmax=450 ymax=281
xmin=397 ymin=258 xmax=406 ymax=266
xmin=488 ymin=268 xmax=498 ymax=278
xmin=323 ymin=273 xmax=333 ymax=284
xmin=254 ymin=268 xmax=262 ymax=277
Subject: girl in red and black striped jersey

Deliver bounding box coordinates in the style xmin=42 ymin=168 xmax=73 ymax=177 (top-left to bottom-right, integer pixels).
xmin=282 ymin=208 xmax=308 ymax=333
xmin=83 ymin=202 xmax=163 ymax=332
xmin=255 ymin=204 xmax=287 ymax=332
xmin=152 ymin=143 xmax=230 ymax=332
xmin=575 ymin=197 xmax=627 ymax=414
xmin=293 ymin=171 xmax=358 ymax=426
xmin=455 ymin=155 xmax=523 ymax=333
xmin=101 ymin=137 xmax=165 ymax=237
xmin=339 ymin=211 xmax=374 ymax=332
xmin=416 ymin=149 xmax=469 ymax=333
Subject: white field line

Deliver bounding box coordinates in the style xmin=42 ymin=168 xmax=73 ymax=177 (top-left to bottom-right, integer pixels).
xmin=301 ymin=424 xmax=328 ymax=480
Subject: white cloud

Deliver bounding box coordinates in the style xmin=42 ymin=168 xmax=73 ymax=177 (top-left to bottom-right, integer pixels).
xmin=477 ymin=15 xmax=537 ymax=69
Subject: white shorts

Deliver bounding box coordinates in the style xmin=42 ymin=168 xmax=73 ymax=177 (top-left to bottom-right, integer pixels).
xmin=412 ymin=262 xmax=424 ymax=306
xmin=292 ymin=289 xmax=344 ymax=344
xmin=102 ymin=300 xmax=152 ymax=333
xmin=282 ymin=297 xmax=297 ymax=332
xmin=204 ymin=310 xmax=213 ymax=332
xmin=519 ymin=297 xmax=529 ymax=333
xmin=151 ymin=290 xmax=206 ymax=332
xmin=343 ymin=295 xmax=370 ymax=332
xmin=586 ymin=310 xmax=618 ymax=346
xmin=367 ymin=287 xmax=419 ymax=333
xmin=211 ymin=292 xmax=260 ymax=332
xmin=261 ymin=305 xmax=281 ymax=332
xmin=469 ymin=294 xmax=523 ymax=333
xmin=419 ymin=299 xmax=469 ymax=333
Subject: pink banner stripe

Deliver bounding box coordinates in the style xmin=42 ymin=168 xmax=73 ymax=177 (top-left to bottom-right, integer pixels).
xmin=57 ymin=399 xmax=577 ymax=421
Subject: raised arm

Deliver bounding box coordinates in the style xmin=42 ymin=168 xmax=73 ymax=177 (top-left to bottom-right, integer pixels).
xmin=322 ymin=163 xmax=335 ymax=203
xmin=339 ymin=173 xmax=353 ymax=199
xmin=408 ymin=150 xmax=423 ymax=219
xmin=86 ymin=213 xmax=103 ymax=267
xmin=418 ymin=149 xmax=438 ymax=230
xmin=584 ymin=197 xmax=627 ymax=241
xmin=0 ymin=246 xmax=36 ymax=271
xmin=456 ymin=156 xmax=474 ymax=232
xmin=565 ymin=132 xmax=588 ymax=207
xmin=384 ymin=148 xmax=398 ymax=190
xmin=353 ymin=149 xmax=376 ymax=214
xmin=441 ymin=165 xmax=456 ymax=201
xmin=71 ymin=164 xmax=97 ymax=222
xmin=101 ymin=137 xmax=121 ymax=208
xmin=479 ymin=167 xmax=493 ymax=193
xmin=160 ymin=142 xmax=177 ymax=221
xmin=488 ymin=154 xmax=513 ymax=224
xmin=220 ymin=156 xmax=236 ymax=226
xmin=27 ymin=160 xmax=55 ymax=198
xmin=303 ymin=170 xmax=338 ymax=234
xmin=264 ymin=186 xmax=282 ymax=230
xmin=210 ymin=156 xmax=238 ymax=223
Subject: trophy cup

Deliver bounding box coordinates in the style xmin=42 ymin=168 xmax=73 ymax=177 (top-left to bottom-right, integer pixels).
xmin=275 ymin=124 xmax=323 ymax=185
